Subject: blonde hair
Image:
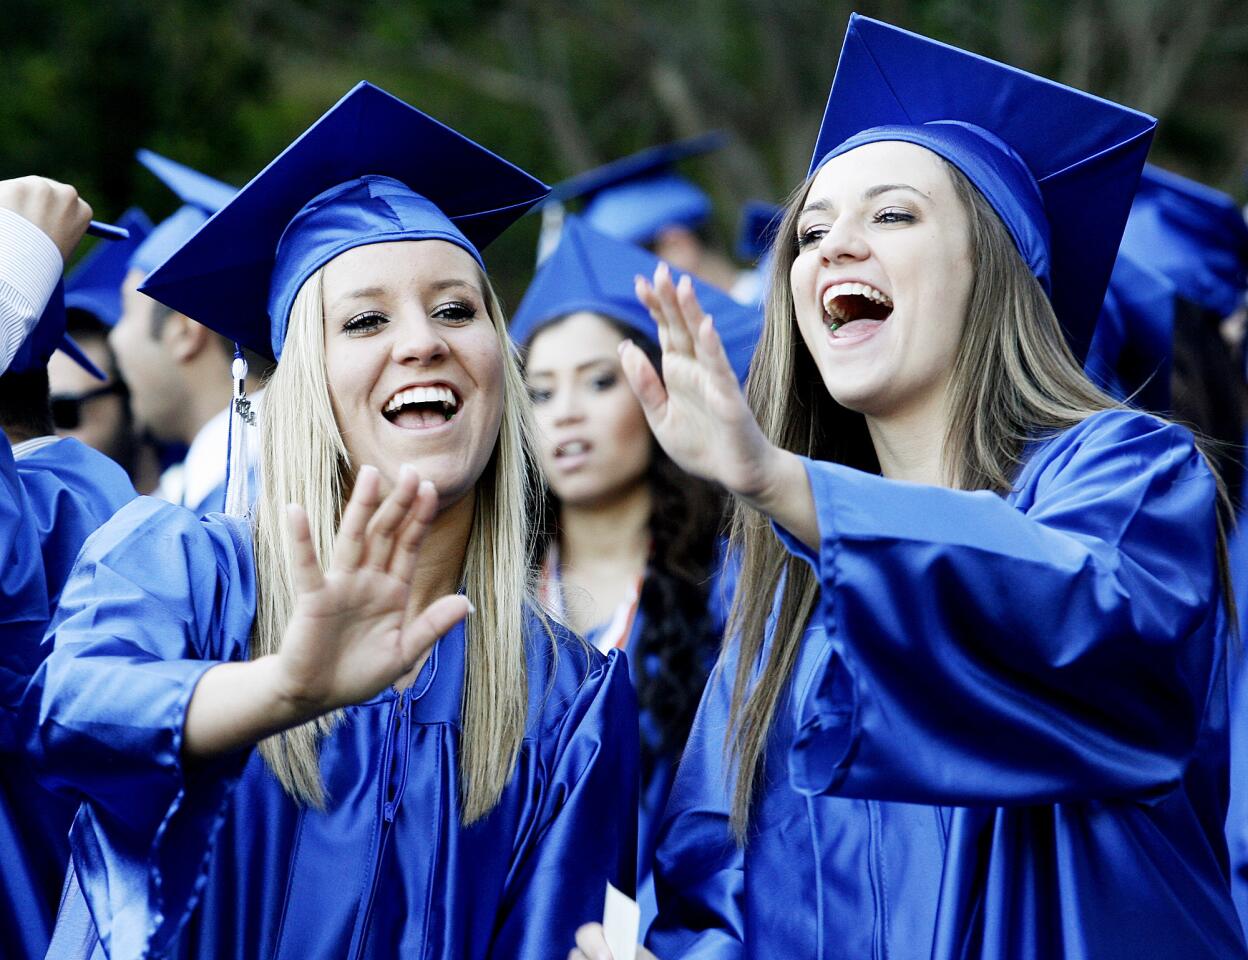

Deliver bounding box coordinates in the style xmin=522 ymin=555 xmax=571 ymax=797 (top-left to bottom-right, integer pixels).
xmin=250 ymin=264 xmax=544 ymax=823
xmin=723 ymin=160 xmax=1234 ymax=841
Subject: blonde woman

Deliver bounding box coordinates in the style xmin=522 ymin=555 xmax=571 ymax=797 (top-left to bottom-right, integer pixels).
xmin=573 ymin=15 xmax=1242 ymax=960
xmin=31 ymin=84 xmax=638 ymax=960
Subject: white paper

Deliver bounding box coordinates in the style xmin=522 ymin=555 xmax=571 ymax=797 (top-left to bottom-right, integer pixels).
xmin=602 ymin=881 xmax=641 ymax=960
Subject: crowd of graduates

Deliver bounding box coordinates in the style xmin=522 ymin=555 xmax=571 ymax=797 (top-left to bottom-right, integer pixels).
xmin=1 ymin=12 xmax=1248 ymax=960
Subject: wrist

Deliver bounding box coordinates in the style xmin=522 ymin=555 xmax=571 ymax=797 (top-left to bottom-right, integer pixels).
xmin=259 ymin=653 xmax=326 ymax=729
xmin=738 ymin=446 xmax=799 ymax=515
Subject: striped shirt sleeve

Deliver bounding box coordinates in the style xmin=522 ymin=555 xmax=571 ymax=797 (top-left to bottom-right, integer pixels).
xmin=0 ymin=206 xmax=63 ymax=375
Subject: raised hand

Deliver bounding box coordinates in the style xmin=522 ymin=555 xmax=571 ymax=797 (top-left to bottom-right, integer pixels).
xmin=624 ymin=261 xmax=778 ymax=500
xmin=0 ymin=175 xmax=93 ymax=263
xmin=273 ymin=464 xmax=471 ymax=715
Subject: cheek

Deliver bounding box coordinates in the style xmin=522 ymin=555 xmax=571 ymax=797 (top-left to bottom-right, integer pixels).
xmin=599 ymin=390 xmax=652 ymax=471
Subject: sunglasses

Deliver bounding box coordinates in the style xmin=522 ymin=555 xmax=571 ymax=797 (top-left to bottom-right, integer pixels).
xmin=50 ymin=380 xmax=128 ymax=431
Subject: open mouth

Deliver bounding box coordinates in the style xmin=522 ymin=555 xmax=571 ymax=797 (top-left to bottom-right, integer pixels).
xmin=382 ymin=384 xmax=461 ymax=428
xmin=554 ymin=439 xmax=591 ymax=459
xmin=822 ymin=282 xmax=894 ymax=337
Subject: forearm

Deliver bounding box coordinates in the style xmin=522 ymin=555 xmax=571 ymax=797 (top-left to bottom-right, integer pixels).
xmin=183 ymin=654 xmax=318 ymax=759
xmin=738 ymin=447 xmax=818 ymax=551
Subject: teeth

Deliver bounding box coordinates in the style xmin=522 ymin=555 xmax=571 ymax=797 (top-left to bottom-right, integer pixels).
xmin=821 ymin=282 xmax=894 ymax=319
xmin=558 ymin=440 xmax=589 ymax=456
xmin=384 ymin=385 xmax=457 ymax=414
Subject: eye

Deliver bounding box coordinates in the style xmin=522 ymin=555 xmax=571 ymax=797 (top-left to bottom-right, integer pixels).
xmin=526 ymin=385 xmax=552 ymax=404
xmin=796 ymin=226 xmax=827 ymax=250
xmin=431 ymin=300 xmax=478 ymax=324
xmin=873 ymin=207 xmax=916 ymax=225
xmin=590 ymin=371 xmax=618 ymax=391
xmin=342 ymin=311 xmax=388 ymax=335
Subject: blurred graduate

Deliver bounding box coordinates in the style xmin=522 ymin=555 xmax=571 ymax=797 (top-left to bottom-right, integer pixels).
xmin=110 ymin=150 xmax=267 ymax=512
xmin=0 ymin=177 xmax=138 ymax=957
xmin=31 ymin=83 xmax=638 ymax=960
xmin=511 ymin=215 xmax=760 ymax=929
xmin=569 ymin=14 xmax=1246 ymax=960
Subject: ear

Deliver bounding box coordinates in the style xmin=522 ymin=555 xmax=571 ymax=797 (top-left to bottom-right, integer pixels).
xmin=160 ymin=312 xmax=212 ymax=365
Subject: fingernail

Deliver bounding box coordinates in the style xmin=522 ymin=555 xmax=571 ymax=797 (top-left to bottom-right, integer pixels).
xmin=399 ymin=463 xmax=416 ymax=480
xmin=466 ymin=599 xmax=477 ymax=614
xmin=419 ymin=479 xmax=435 ymax=495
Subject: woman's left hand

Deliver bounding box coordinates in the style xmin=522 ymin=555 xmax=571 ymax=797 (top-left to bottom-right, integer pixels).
xmin=625 ymin=262 xmax=777 ymax=499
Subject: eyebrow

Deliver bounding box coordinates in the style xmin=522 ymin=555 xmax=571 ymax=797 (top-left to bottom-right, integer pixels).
xmin=526 ymin=356 xmax=618 ymax=378
xmin=799 ymin=182 xmax=928 ymax=217
xmin=329 ymin=277 xmax=483 ymax=312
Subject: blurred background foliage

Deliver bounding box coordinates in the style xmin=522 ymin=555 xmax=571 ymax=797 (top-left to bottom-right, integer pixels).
xmin=3 ymin=0 xmax=1246 ymax=305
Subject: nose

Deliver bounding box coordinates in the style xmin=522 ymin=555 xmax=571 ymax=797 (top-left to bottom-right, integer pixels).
xmin=817 ymin=214 xmax=870 ymax=264
xmin=549 ymin=384 xmax=585 ymax=426
xmin=390 ymin=312 xmax=449 ymax=366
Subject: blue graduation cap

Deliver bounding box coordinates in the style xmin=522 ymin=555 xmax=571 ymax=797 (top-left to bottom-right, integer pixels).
xmin=547 ymin=133 xmax=727 ymax=247
xmin=140 ymin=82 xmax=550 ymax=361
xmin=810 ymin=14 xmax=1156 ymax=362
xmin=510 ymin=215 xmax=762 ymax=383
xmin=1119 ymin=165 xmax=1248 ymax=319
xmin=1084 ymin=251 xmax=1175 ymax=410
xmin=736 ymin=200 xmax=783 ymax=263
xmin=129 ymin=150 xmax=238 ymax=277
xmin=64 ymin=207 xmax=154 ymax=327
xmin=8 ymin=283 xmax=107 ymax=381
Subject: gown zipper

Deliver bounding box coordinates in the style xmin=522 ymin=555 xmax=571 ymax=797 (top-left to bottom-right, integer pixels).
xmin=351 ymin=689 xmax=409 ymax=959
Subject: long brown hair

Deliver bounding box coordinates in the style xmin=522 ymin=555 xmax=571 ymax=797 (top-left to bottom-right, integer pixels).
xmin=723 ymin=160 xmax=1236 ymax=841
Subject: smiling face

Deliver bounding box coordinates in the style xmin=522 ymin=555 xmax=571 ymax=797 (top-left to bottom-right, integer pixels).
xmin=790 ymin=141 xmax=974 ymax=419
xmin=320 ymin=239 xmax=504 ymax=506
xmin=523 ymin=312 xmax=652 ymax=508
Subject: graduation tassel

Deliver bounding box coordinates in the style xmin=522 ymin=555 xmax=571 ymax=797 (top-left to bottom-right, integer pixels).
xmin=224 ymin=344 xmax=257 ymax=518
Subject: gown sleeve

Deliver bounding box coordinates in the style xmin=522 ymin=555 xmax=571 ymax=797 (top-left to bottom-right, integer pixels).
xmin=0 ymin=207 xmax=62 ymax=373
xmin=491 ymin=648 xmax=640 ymax=958
xmin=28 ymin=496 xmax=255 ymax=960
xmin=645 ymin=652 xmax=745 ymax=960
xmin=782 ymin=409 xmax=1227 ymax=805
xmin=0 ymin=434 xmax=49 ymax=747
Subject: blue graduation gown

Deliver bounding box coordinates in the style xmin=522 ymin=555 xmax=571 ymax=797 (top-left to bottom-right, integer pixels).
xmin=31 ymin=497 xmax=639 ymax=960
xmin=1231 ymin=647 xmax=1248 ymax=940
xmin=647 ymin=409 xmax=1245 ymax=959
xmin=580 ymin=549 xmax=734 ymax=935
xmin=1 ymin=438 xmax=135 ymax=959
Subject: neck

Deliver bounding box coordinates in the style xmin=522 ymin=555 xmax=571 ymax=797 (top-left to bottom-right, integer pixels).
xmin=558 ymin=480 xmax=652 ymax=573
xmin=181 ymin=365 xmax=235 ymax=447
xmin=410 ymin=488 xmax=476 ymax=611
xmin=864 ymin=393 xmax=951 ymax=487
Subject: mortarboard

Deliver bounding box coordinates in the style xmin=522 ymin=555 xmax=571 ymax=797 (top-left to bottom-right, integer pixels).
xmin=140 ymin=81 xmax=550 ymax=361
xmin=810 ymin=14 xmax=1156 ymax=362
xmin=64 ymin=207 xmax=154 ymax=327
xmin=1119 ymin=165 xmax=1248 ymax=319
xmin=129 ymin=150 xmax=238 ymax=277
xmin=9 ymin=283 xmax=107 ymax=380
xmin=548 ymin=133 xmax=727 ymax=248
xmin=736 ymin=200 xmax=783 ymax=264
xmin=1084 ymin=251 xmax=1175 ymax=411
xmin=510 ymin=215 xmax=761 ymax=383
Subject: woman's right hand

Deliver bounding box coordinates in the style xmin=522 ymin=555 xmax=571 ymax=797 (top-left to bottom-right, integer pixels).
xmin=273 ymin=463 xmax=470 ymax=716
xmin=569 ymin=923 xmax=659 ymax=960
xmin=183 ymin=464 xmax=469 ymax=760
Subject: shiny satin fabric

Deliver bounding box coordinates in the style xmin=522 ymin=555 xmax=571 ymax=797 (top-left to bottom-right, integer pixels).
xmin=647 ymin=410 xmax=1246 ymax=959
xmin=30 ymin=497 xmax=639 ymax=960
xmin=576 ymin=544 xmax=734 ymax=935
xmin=1229 ymin=528 xmax=1248 ymax=938
xmin=1 ymin=437 xmax=135 ymax=959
